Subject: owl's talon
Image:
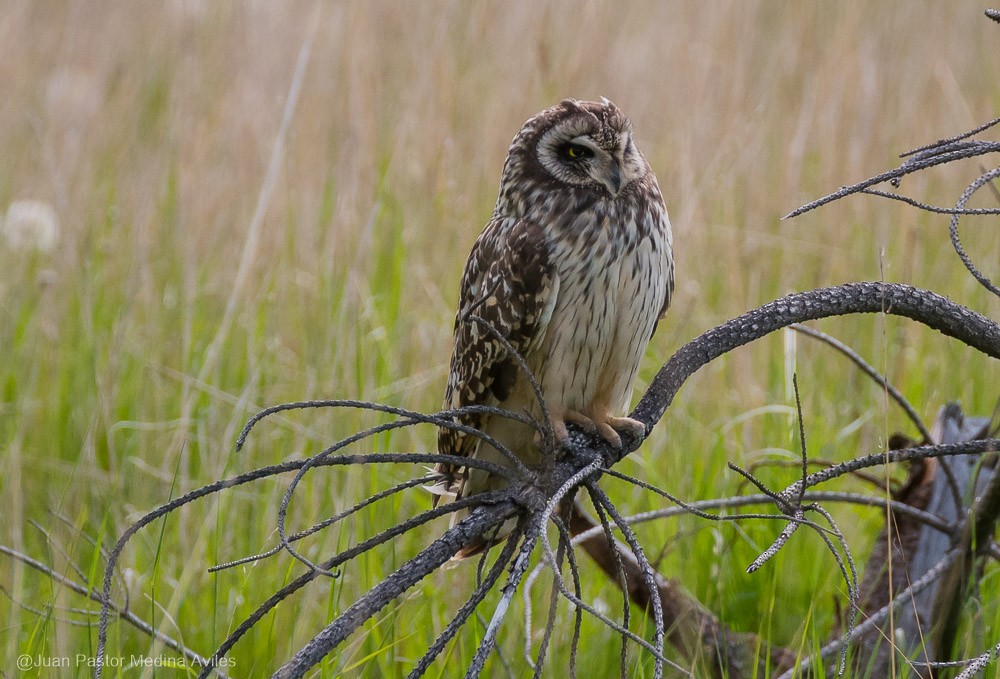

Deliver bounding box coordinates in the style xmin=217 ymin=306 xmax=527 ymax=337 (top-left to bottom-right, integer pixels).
xmin=563 ymin=410 xmax=598 ymax=435
xmin=554 ymin=419 xmax=569 ymax=442
xmin=596 ymin=423 xmax=623 ymax=448
xmin=608 ymin=416 xmax=647 ymax=438
xmin=596 ymin=416 xmax=646 ymax=448
xmin=536 ymin=418 xmax=570 ymax=447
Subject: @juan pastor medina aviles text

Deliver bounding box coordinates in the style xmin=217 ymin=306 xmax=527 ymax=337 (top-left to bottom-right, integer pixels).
xmin=16 ymin=653 xmax=236 ymax=670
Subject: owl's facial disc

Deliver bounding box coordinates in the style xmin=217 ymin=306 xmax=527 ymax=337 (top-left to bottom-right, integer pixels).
xmin=560 ymin=136 xmax=622 ymax=195
xmin=538 ymin=120 xmax=645 ymax=197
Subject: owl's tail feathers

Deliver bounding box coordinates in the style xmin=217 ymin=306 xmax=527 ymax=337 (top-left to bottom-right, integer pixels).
xmin=423 ymin=467 xmax=517 ymax=560
xmin=423 ymin=466 xmax=462 ymax=508
xmin=451 ymin=516 xmax=518 ymax=561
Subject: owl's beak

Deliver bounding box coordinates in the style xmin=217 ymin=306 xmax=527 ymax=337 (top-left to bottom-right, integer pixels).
xmin=608 ymin=161 xmax=622 ymax=194
xmin=594 ymin=158 xmax=622 ymax=197
xmin=593 ymin=154 xmax=626 ymax=196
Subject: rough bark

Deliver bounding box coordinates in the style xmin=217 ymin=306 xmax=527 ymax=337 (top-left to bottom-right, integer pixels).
xmin=269 ymin=282 xmax=1000 ymax=678
xmin=850 ymin=404 xmax=995 ymax=676
xmin=569 ymin=507 xmax=797 ymax=678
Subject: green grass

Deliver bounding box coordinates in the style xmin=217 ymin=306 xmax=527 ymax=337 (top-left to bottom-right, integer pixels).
xmin=2 ymin=2 xmax=999 ymax=677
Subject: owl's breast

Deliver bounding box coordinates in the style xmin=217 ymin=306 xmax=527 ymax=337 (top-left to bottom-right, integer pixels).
xmin=531 ymin=204 xmax=671 ymax=415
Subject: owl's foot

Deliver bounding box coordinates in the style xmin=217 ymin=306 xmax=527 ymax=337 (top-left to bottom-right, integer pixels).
xmin=563 ymin=410 xmax=599 ymax=435
xmin=543 ymin=411 xmax=645 ymax=449
xmin=538 ymin=410 xmax=596 ymax=447
xmin=595 ymin=416 xmax=647 ymax=448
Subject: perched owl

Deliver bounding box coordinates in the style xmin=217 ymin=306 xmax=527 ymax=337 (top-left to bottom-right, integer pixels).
xmin=433 ymin=99 xmax=674 ymax=557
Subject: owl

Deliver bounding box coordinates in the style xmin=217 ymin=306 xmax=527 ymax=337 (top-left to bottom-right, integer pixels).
xmin=433 ymin=98 xmax=674 ymax=557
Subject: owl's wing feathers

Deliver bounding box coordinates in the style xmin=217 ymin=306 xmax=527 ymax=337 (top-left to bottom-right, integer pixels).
xmin=656 ymin=256 xmax=674 ymax=324
xmin=432 ymin=217 xmax=557 ymax=502
xmin=662 ymin=251 xmax=674 ymax=320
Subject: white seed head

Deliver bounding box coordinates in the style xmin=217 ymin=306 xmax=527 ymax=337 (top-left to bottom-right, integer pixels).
xmin=2 ymin=200 xmax=60 ymax=252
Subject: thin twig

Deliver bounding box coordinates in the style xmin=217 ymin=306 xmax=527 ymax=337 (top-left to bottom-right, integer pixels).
xmin=272 ymin=499 xmax=520 ymax=678
xmin=950 ymin=166 xmax=1000 ymax=297
xmin=859 ymin=188 xmax=1000 ymax=215
xmin=567 ymin=490 xmax=956 ymax=546
xmin=554 ymin=515 xmax=585 ymax=679
xmin=405 ymin=528 xmax=522 ymax=678
xmin=899 ymin=117 xmax=1000 ymax=158
xmin=1 ymin=545 xmax=229 ymax=678
xmin=602 ymin=466 xmax=832 ymax=529
xmin=210 ymin=474 xmax=433 ymax=573
xmin=531 ymin=516 xmax=568 ymax=677
xmin=239 ymin=400 xmax=533 ymax=474
xmin=589 ymin=497 xmax=632 ymax=679
xmin=778 ymin=548 xmax=962 ymax=679
xmin=587 ymin=482 xmax=667 ymax=679
xmin=201 ymin=491 xmax=514 ymax=678
xmin=783 ymin=141 xmax=1000 ymax=219
xmin=467 ymin=520 xmax=543 ymax=679
xmin=808 ymin=503 xmax=859 ymax=675
xmin=777 ymin=439 xmax=1000 ymax=502
xmin=790 ymin=323 xmax=932 ymax=442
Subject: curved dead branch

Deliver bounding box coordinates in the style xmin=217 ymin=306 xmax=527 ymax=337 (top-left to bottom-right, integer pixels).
xmin=252 ymin=281 xmax=997 ymax=678
xmin=626 ymin=282 xmax=999 ymax=460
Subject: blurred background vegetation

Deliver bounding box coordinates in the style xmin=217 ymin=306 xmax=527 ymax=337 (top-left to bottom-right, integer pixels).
xmin=1 ymin=1 xmax=997 ymax=676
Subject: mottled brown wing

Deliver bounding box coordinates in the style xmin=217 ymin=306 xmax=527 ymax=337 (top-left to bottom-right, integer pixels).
xmin=652 ymin=211 xmax=675 ymax=336
xmin=433 ymin=217 xmax=556 ymax=502
xmin=657 ymin=257 xmax=674 ymax=323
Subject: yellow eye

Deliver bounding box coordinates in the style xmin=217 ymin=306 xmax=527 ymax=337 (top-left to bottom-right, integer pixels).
xmin=561 ymin=143 xmax=592 ymax=161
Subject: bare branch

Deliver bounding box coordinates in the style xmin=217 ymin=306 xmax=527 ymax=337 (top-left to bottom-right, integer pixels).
xmin=0 ymin=545 xmax=229 ymax=677
xmin=405 ymin=526 xmax=522 ymax=678
xmin=628 ymin=283 xmax=1000 ymax=460
xmin=209 ymin=474 xmax=434 ymax=573
xmin=586 ymin=481 xmax=668 ymax=678
xmin=777 ymin=439 xmax=999 ymax=501
xmin=200 ymin=490 xmax=513 ymax=678
xmin=569 ymin=491 xmax=954 ymax=542
xmin=858 ymin=188 xmax=1000 ymax=215
xmin=899 ymin=116 xmax=1000 ymax=157
xmin=467 ymin=522 xmax=543 ymax=679
xmin=790 ymin=323 xmax=932 ymax=442
xmin=783 ymin=140 xmax=1000 ymax=219
xmin=90 ymin=452 xmax=513 ymax=678
xmin=271 ymin=500 xmax=519 ymax=678
xmin=950 ymin=166 xmax=1000 ymax=297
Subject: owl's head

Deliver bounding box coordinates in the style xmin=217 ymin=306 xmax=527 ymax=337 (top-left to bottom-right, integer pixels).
xmin=526 ymin=98 xmax=648 ymax=198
